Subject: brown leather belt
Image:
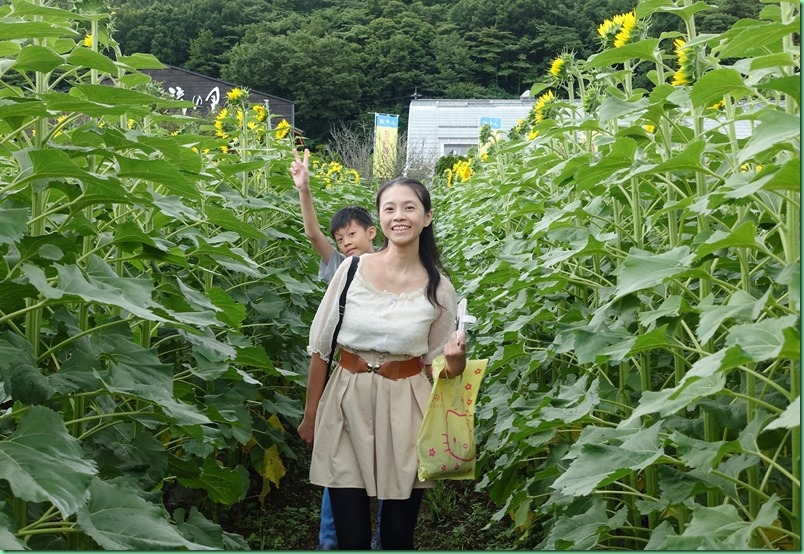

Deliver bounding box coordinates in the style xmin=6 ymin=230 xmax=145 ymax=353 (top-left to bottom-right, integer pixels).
xmin=338 ymin=349 xmax=423 ymax=380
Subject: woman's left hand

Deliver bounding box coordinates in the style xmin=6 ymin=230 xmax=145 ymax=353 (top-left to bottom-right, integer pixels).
xmin=442 ymin=330 xmax=467 ymax=378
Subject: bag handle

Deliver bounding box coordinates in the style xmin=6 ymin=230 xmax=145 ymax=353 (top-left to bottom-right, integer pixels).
xmin=325 ymin=255 xmax=359 ymax=385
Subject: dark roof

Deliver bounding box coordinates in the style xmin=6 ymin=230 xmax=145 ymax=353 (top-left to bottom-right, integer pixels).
xmin=141 ymin=65 xmax=295 ymax=127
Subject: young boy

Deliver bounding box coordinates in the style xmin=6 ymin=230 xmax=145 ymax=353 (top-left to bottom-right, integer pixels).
xmin=291 ymin=148 xmax=376 ymax=282
xmin=290 ymin=148 xmax=382 ymax=550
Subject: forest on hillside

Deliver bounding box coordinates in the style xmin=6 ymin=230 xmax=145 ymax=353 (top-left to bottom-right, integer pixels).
xmin=110 ymin=0 xmax=763 ymax=145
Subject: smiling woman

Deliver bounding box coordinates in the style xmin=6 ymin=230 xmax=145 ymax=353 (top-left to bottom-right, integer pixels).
xmin=297 ymin=177 xmax=468 ymax=550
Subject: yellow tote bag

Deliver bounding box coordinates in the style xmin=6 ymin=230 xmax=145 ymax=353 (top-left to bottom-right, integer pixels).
xmin=416 ymin=357 xmax=488 ymax=481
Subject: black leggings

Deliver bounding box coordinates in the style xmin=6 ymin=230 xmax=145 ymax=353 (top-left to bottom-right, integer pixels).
xmin=328 ymin=487 xmax=424 ymax=550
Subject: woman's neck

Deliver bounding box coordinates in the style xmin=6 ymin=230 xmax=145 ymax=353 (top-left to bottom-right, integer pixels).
xmin=380 ymin=241 xmax=420 ymax=267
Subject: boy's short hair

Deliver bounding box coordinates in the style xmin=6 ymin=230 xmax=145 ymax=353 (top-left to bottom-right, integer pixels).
xmin=329 ymin=205 xmax=374 ymax=237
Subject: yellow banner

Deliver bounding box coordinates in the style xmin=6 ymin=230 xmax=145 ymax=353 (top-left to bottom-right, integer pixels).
xmin=373 ymin=114 xmax=398 ymax=180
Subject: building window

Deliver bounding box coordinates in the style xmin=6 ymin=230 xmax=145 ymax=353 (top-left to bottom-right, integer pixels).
xmin=443 ymin=144 xmax=474 ymax=156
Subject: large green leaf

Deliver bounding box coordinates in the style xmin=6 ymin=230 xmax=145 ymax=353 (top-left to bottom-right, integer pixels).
xmin=24 ymin=255 xmax=168 ymax=322
xmin=207 ymin=287 xmax=247 ymax=329
xmin=638 ymin=295 xmax=683 ymax=327
xmin=694 ymin=220 xmax=762 ymax=260
xmin=597 ymin=96 xmax=649 ymax=123
xmin=178 ymin=458 xmax=250 ymax=505
xmin=6 ymin=362 xmax=53 ymax=404
xmin=0 ymin=102 xmax=49 ymax=141
xmin=637 ymin=465 xmax=714 ymax=517
xmin=624 ymin=347 xmax=752 ymax=423
xmin=0 ymin=406 xmax=96 ymax=516
xmin=690 ymin=68 xmax=753 ymax=108
xmin=764 ymin=395 xmax=800 ymax=430
xmin=538 ymin=497 xmax=627 ymax=550
xmin=70 ymin=83 xmax=191 ymax=109
xmin=76 ymin=478 xmax=214 ymax=550
xmin=586 ymin=38 xmax=661 ymax=68
xmin=10 ymin=1 xmax=87 ymax=20
xmin=757 ymin=75 xmax=800 ymax=108
xmin=11 ymin=44 xmax=63 ymax=72
xmin=101 ymin=431 xmax=169 ymax=487
xmin=14 ymin=147 xmax=122 ymax=188
xmin=539 ymin=376 xmax=600 ymax=424
xmin=173 ymin=507 xmax=246 ymax=549
xmin=737 ymin=108 xmax=800 ymax=164
xmin=65 ymin=47 xmax=118 ymax=74
xmin=637 ymin=0 xmax=710 ymax=20
xmin=574 ymin=138 xmax=637 ymax=189
xmin=0 ymin=206 xmax=28 ymax=245
xmin=117 ymin=52 xmax=166 ymax=70
xmin=551 ymin=422 xmax=664 ymax=496
xmin=636 ymin=140 xmax=707 ymax=174
xmin=0 ymin=40 xmax=21 ymax=57
xmin=725 ymin=314 xmax=798 ymax=362
xmin=666 ymin=496 xmax=780 ymax=549
xmin=102 ymin=333 xmax=173 ymax=402
xmin=39 ymin=91 xmax=143 ymax=117
xmin=574 ymin=325 xmax=633 ymax=364
xmin=0 ymin=21 xmax=74 ymax=39
xmin=205 ymin=205 xmax=268 ymax=240
xmin=696 ymin=289 xmax=770 ymax=344
xmin=137 ymin=135 xmax=204 ymax=174
xmin=116 ymin=155 xmax=201 ymax=199
xmin=0 ymin=511 xmax=25 ymax=550
xmin=718 ymin=20 xmax=798 ymax=59
xmin=670 ymin=431 xmax=741 ymax=470
xmin=613 ymin=246 xmax=694 ymax=300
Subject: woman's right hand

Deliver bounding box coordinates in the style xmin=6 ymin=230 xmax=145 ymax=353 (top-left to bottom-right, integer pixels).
xmin=290 ymin=148 xmax=310 ymax=193
xmin=297 ymin=414 xmax=315 ymax=449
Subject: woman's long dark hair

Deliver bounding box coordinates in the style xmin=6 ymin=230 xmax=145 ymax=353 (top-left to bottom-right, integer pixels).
xmin=376 ymin=177 xmax=446 ymax=309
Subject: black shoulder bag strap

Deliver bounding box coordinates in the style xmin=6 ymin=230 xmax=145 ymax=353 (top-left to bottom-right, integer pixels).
xmin=325 ymin=256 xmax=360 ymax=385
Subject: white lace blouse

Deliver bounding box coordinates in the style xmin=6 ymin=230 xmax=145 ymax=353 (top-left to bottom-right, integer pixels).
xmin=307 ymin=256 xmax=457 ymax=365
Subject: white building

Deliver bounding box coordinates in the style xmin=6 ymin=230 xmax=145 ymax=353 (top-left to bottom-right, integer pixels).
xmin=404 ymin=96 xmax=760 ymax=177
xmin=405 ymin=98 xmax=535 ymax=171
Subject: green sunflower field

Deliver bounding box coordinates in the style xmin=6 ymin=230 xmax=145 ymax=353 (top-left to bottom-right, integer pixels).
xmin=0 ymin=0 xmax=799 ymax=550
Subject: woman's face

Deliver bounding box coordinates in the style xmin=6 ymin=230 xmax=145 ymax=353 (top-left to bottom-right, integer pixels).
xmin=377 ymin=184 xmax=433 ymax=247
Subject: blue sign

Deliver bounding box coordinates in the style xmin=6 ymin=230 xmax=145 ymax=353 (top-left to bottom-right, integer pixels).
xmin=479 ymin=116 xmax=502 ymax=129
xmin=375 ymin=114 xmax=399 ymax=128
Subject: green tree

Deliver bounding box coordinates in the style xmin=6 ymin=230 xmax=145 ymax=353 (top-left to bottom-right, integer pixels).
xmin=185 ymin=29 xmax=227 ymax=77
xmin=222 ymin=30 xmax=363 ymax=146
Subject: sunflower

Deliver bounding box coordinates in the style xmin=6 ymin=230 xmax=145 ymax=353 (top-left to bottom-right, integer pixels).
xmin=455 ymin=159 xmax=473 ymax=182
xmin=275 ymin=119 xmax=291 ymax=139
xmin=54 ymin=114 xmax=68 ymax=136
xmin=444 ymin=167 xmax=454 ymax=188
xmin=598 ymin=11 xmax=637 ymax=49
xmin=547 ymin=52 xmax=574 ymax=83
xmin=82 ymin=34 xmax=93 ymax=47
xmin=671 ymin=38 xmax=693 ymax=86
xmin=582 ymin=83 xmax=603 ymax=115
xmin=549 ymin=57 xmax=564 ymax=77
xmin=252 ymin=104 xmax=267 ymax=122
xmin=214 ymin=108 xmax=229 ymax=139
xmin=226 ymin=88 xmax=247 ymax=103
xmin=533 ymin=90 xmax=556 ymax=123
xmin=448 ymin=159 xmax=474 ymax=184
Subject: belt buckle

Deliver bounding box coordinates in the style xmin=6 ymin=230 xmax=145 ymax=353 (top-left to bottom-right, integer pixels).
xmin=366 ymin=362 xmax=380 ymax=374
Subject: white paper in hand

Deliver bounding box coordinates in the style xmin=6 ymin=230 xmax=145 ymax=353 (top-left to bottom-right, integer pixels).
xmin=456 ymin=298 xmax=476 ymax=332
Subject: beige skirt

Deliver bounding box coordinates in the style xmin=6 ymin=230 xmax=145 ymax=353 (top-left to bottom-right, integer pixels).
xmin=309 ymin=355 xmax=436 ymax=500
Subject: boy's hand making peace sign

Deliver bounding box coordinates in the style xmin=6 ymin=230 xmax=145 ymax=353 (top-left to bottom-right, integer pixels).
xmin=290 ymin=148 xmax=311 ymax=193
